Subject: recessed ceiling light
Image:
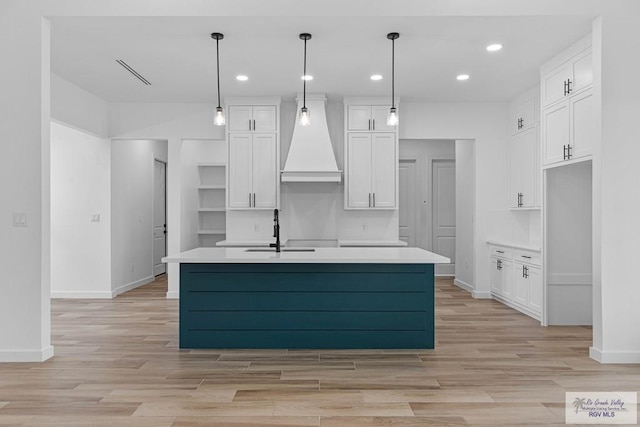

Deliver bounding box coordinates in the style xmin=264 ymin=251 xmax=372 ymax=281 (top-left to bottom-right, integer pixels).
xmin=370 ymin=74 xmax=383 ymax=81
xmin=456 ymin=74 xmax=470 ymax=81
xmin=301 ymin=75 xmax=313 ymax=81
xmin=486 ymin=43 xmax=503 ymax=52
xmin=236 ymin=75 xmax=248 ymax=81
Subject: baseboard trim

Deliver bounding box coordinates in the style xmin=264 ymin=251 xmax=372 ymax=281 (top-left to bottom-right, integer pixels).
xmin=472 ymin=290 xmax=493 ymax=299
xmin=112 ymin=276 xmax=154 ymax=297
xmin=0 ymin=346 xmax=54 ymax=362
xmin=166 ymin=291 xmax=179 ymax=299
xmin=453 ymin=278 xmax=473 ymax=293
xmin=51 ymin=291 xmax=113 ymax=299
xmin=590 ymin=347 xmax=640 ymax=364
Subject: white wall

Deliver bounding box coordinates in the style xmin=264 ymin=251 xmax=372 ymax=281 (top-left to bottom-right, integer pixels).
xmin=50 ymin=122 xmax=111 ymax=297
xmin=111 ymin=139 xmax=167 ymax=296
xmin=51 ymin=73 xmax=109 ymax=138
xmin=401 ymin=102 xmax=509 ymax=298
xmin=455 ymin=139 xmax=475 ymax=289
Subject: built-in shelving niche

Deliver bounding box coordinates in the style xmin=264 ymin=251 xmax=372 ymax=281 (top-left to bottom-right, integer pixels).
xmin=197 ymin=163 xmax=226 ymax=246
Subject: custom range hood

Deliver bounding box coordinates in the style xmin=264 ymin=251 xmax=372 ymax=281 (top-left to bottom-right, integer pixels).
xmin=281 ymin=94 xmax=342 ymax=182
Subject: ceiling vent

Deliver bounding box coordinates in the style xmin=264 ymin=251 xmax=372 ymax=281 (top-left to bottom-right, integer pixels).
xmin=116 ymin=60 xmax=151 ymax=85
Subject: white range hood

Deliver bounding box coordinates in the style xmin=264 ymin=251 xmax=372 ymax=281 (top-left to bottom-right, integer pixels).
xmin=281 ymin=94 xmax=342 ymax=182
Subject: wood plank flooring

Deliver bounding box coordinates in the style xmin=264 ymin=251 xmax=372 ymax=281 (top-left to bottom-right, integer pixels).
xmin=1 ymin=276 xmax=638 ymax=426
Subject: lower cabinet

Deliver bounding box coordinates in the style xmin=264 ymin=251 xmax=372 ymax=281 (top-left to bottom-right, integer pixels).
xmin=489 ymin=244 xmax=542 ymax=321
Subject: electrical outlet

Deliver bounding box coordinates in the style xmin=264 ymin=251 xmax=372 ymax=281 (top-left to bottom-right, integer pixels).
xmin=12 ymin=212 xmax=27 ymax=227
xmin=91 ymin=214 xmax=101 ymax=223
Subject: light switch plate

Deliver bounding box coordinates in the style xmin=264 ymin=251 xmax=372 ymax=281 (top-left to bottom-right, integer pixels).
xmin=12 ymin=212 xmax=27 ymax=227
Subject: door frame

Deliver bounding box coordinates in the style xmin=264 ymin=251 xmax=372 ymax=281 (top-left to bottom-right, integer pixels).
xmin=152 ymin=157 xmax=168 ymax=277
xmin=398 ymin=158 xmax=420 ymax=247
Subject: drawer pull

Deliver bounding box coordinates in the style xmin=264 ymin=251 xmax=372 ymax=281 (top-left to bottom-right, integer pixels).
xmin=521 ymin=255 xmax=532 ymax=259
xmin=496 ymin=250 xmax=504 ymax=254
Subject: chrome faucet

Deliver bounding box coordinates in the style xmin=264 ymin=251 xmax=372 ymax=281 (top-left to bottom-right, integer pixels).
xmin=269 ymin=209 xmax=281 ymax=253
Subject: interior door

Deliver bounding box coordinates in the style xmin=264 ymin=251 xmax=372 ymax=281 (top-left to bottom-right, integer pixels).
xmin=432 ymin=159 xmax=456 ymax=275
xmin=153 ymin=159 xmax=167 ymax=276
xmin=251 ymin=133 xmax=277 ymax=208
xmin=399 ymin=159 xmax=417 ymax=246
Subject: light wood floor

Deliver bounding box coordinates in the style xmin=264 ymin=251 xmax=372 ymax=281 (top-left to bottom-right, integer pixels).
xmin=1 ymin=277 xmax=638 ymax=426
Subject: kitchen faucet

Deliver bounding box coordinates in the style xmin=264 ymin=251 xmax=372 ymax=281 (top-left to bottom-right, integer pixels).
xmin=270 ymin=209 xmax=281 ymax=252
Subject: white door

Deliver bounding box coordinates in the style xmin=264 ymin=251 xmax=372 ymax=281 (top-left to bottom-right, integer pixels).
xmin=371 ymin=106 xmax=395 ymax=131
xmin=252 ymin=106 xmax=277 ymax=132
xmin=347 ymin=133 xmax=372 ymax=208
xmin=570 ymin=89 xmax=594 ymax=160
xmin=347 ymin=105 xmax=372 ymax=131
xmin=153 ymin=160 xmax=166 ymax=276
xmin=542 ymin=101 xmax=570 ymax=166
xmin=399 ymin=159 xmax=417 ymax=246
xmin=251 ymin=133 xmax=277 ymax=208
xmin=228 ymin=106 xmax=253 ymax=132
xmin=371 ymin=133 xmax=396 ymax=208
xmin=432 ymin=159 xmax=456 ymax=275
xmin=228 ymin=133 xmax=253 ymax=208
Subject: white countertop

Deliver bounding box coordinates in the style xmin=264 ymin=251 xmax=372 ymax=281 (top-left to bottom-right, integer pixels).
xmin=216 ymin=240 xmax=277 ymax=247
xmin=486 ymin=240 xmax=541 ymax=252
xmin=163 ymin=247 xmax=450 ymax=264
xmin=338 ymin=240 xmax=408 ymax=247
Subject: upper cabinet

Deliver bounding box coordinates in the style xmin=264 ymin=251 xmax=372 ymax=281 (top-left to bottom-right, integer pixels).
xmin=540 ymin=35 xmax=593 ymax=167
xmin=228 ymin=105 xmax=277 ymax=132
xmin=508 ymin=86 xmax=540 ymax=209
xmin=347 ymin=105 xmax=396 ymax=132
xmin=344 ymin=98 xmax=399 ymax=210
xmin=226 ymin=98 xmax=280 ymax=210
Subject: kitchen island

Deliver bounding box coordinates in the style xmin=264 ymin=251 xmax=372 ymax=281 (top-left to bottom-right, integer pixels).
xmin=163 ymin=247 xmax=449 ymax=349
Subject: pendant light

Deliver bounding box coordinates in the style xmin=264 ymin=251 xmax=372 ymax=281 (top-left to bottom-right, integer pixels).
xmin=387 ymin=32 xmax=399 ymax=127
xmin=211 ymin=32 xmax=225 ymax=126
xmin=299 ymin=33 xmax=312 ymax=126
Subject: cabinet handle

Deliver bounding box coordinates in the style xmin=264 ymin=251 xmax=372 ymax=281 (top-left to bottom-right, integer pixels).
xmin=521 ymin=255 xmax=532 ymax=259
xmin=253 ymin=119 xmax=256 ymax=131
xmin=563 ymin=145 xmax=568 ymax=160
xmin=253 ymin=193 xmax=256 ymax=207
xmin=373 ymin=193 xmax=376 ymax=207
xmin=564 ymin=80 xmax=568 ymax=96
xmin=372 ymin=119 xmax=375 ymax=131
xmin=497 ymin=259 xmax=502 ymax=270
xmin=249 ymin=192 xmax=252 ymax=207
xmin=567 ymin=144 xmax=572 ymax=159
xmin=368 ymin=193 xmax=371 ymax=207
xmin=368 ymin=119 xmax=371 ymax=131
xmin=567 ymin=79 xmax=572 ymax=94
xmin=496 ymin=250 xmax=504 ymax=254
xmin=525 ymin=266 xmax=529 ymax=278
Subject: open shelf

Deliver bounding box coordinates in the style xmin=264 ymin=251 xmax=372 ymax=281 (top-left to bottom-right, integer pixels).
xmin=197 ymin=164 xmax=226 ymax=246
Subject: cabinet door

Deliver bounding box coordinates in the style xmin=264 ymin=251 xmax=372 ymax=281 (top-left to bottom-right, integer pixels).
xmin=228 ymin=133 xmax=253 ymax=208
xmin=348 ymin=106 xmax=372 ymax=131
xmin=542 ymin=101 xmax=570 ymax=166
xmin=371 ymin=133 xmax=396 ymax=208
xmin=520 ymin=96 xmax=536 ymax=130
xmin=490 ymin=257 xmax=503 ymax=295
xmin=570 ymin=49 xmax=593 ymax=95
xmin=371 ymin=105 xmax=396 ymax=131
xmin=570 ymin=89 xmax=594 ymax=160
xmin=527 ymin=266 xmax=543 ymax=315
xmin=251 ymin=133 xmax=277 ymax=208
xmin=513 ymin=262 xmax=529 ymax=306
xmin=228 ymin=106 xmax=253 ymax=132
xmin=347 ymin=133 xmax=372 ymax=208
xmin=509 ymin=132 xmax=524 ymax=208
xmin=519 ymin=128 xmax=537 ymax=207
xmin=542 ymin=64 xmax=570 ymax=108
xmin=501 ymin=259 xmax=513 ymax=298
xmin=253 ymin=106 xmax=277 ymax=132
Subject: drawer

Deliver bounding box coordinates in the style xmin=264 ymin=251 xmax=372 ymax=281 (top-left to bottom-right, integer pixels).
xmin=514 ymin=249 xmax=541 ymax=266
xmin=490 ymin=245 xmax=512 ymax=258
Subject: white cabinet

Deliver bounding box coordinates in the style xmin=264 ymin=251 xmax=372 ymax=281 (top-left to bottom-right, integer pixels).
xmin=510 ymin=89 xmax=538 ymax=135
xmin=346 ymin=132 xmax=396 ymax=209
xmin=228 ymin=105 xmax=277 ymax=132
xmin=541 ymin=37 xmax=593 ymax=167
xmin=347 ymin=105 xmax=395 ymax=132
xmin=509 ymin=127 xmax=539 ymax=208
xmin=489 ymin=244 xmax=542 ymax=321
xmin=228 ymin=133 xmax=277 ymax=209
xmin=541 ymin=46 xmax=593 ymax=109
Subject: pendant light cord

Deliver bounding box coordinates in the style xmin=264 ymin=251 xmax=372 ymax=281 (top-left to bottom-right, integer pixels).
xmin=303 ymin=37 xmax=307 ymax=109
xmin=391 ymin=37 xmax=395 ymax=109
xmin=216 ymin=37 xmax=221 ymax=109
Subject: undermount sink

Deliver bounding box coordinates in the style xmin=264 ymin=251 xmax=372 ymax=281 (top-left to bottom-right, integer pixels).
xmin=244 ymin=248 xmax=316 ymax=253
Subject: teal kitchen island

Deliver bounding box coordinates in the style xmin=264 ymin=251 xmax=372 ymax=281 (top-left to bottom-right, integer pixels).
xmin=163 ymin=247 xmax=449 ymax=349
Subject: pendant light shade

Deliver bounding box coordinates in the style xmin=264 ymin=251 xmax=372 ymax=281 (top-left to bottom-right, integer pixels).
xmin=387 ymin=32 xmax=399 ymax=127
xmin=211 ymin=32 xmax=225 ymax=126
xmin=299 ymin=33 xmax=312 ymax=126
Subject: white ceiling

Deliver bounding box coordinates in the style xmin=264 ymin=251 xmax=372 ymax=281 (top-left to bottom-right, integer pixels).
xmin=50 ymin=16 xmax=593 ymax=103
